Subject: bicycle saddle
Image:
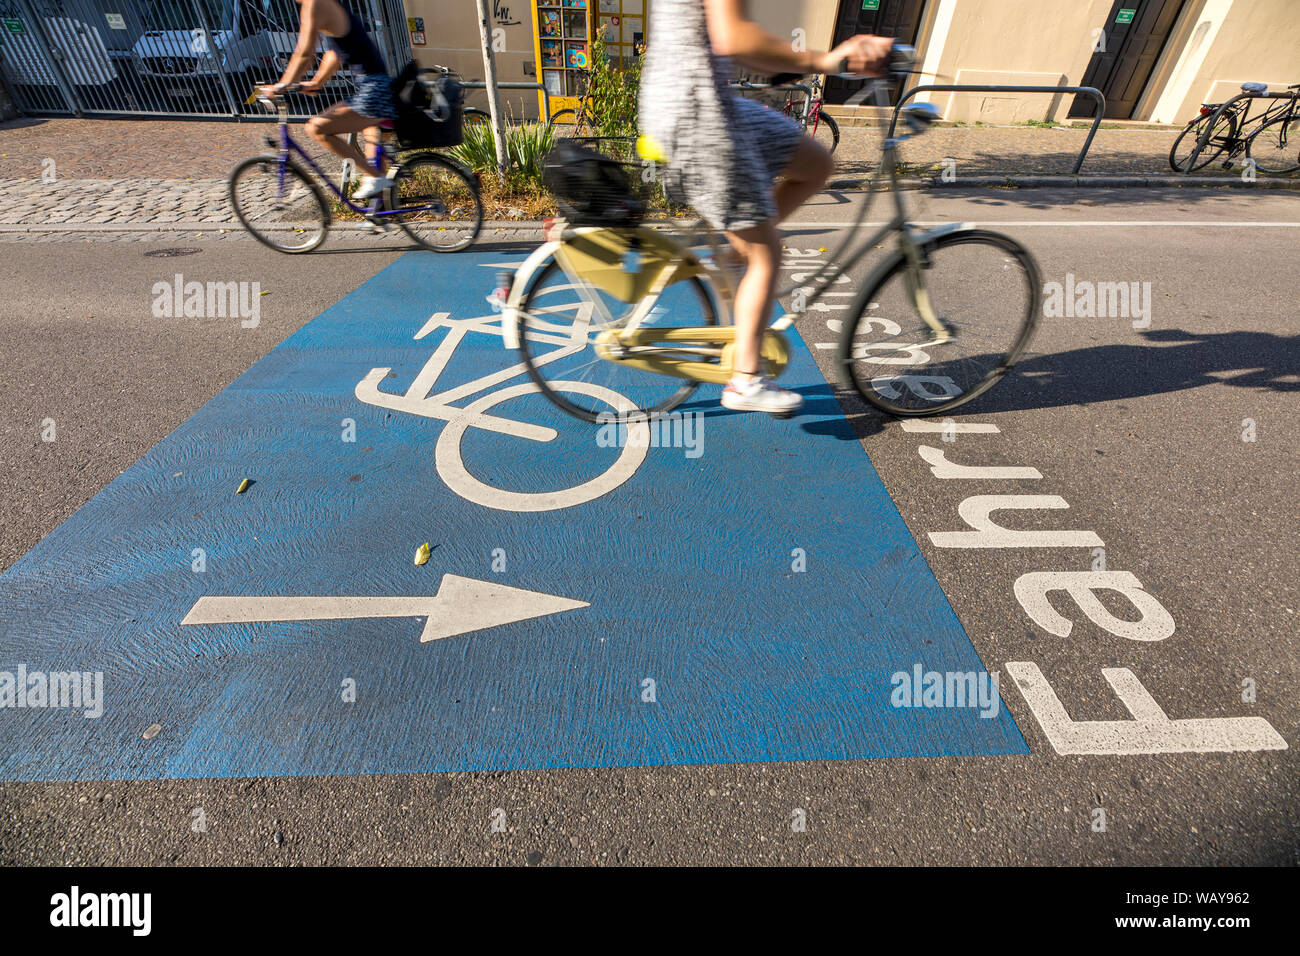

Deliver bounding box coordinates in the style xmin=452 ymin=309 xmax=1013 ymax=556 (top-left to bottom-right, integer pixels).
xmin=1241 ymin=82 xmax=1268 ymax=94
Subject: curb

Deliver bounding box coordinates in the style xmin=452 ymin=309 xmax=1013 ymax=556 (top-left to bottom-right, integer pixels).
xmin=830 ymin=174 xmax=1300 ymax=190
xmin=0 ymin=220 xmax=547 ymax=235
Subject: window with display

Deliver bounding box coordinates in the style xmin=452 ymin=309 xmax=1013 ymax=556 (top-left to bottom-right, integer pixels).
xmin=595 ymin=0 xmax=646 ymax=68
xmin=534 ymin=0 xmax=592 ymax=108
xmin=533 ymin=0 xmax=650 ymax=115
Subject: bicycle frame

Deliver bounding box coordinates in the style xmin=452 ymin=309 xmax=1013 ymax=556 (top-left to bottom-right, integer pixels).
xmin=503 ymin=76 xmax=967 ymax=379
xmin=1191 ymin=88 xmax=1299 ymax=164
xmin=263 ymin=98 xmax=435 ymax=220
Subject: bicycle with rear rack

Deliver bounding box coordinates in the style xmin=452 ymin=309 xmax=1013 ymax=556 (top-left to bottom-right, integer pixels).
xmin=228 ymin=79 xmax=484 ymax=254
xmin=1170 ymin=81 xmax=1300 ymax=174
xmin=492 ymin=44 xmax=1041 ymax=422
xmin=735 ymin=73 xmax=840 ymax=154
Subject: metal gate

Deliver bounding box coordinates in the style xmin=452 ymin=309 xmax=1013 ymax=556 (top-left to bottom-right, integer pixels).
xmin=0 ymin=0 xmax=411 ymax=118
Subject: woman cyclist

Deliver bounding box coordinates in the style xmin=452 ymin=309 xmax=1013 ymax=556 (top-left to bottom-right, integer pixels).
xmin=641 ymin=0 xmax=892 ymax=414
xmin=264 ymin=0 xmax=398 ymax=200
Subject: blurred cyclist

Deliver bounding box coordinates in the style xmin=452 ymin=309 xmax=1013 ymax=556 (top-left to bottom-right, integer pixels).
xmin=641 ymin=0 xmax=892 ymax=414
xmin=264 ymin=0 xmax=398 ymax=200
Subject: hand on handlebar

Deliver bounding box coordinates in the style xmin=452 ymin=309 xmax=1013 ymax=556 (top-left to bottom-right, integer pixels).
xmin=822 ymin=35 xmax=894 ymax=77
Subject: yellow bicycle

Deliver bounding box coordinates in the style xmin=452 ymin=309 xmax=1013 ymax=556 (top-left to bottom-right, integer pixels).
xmin=499 ymin=45 xmax=1041 ymax=421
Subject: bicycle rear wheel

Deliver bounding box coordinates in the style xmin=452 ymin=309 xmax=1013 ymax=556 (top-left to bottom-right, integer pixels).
xmin=390 ymin=153 xmax=484 ymax=252
xmin=1247 ymin=114 xmax=1300 ymax=174
xmin=548 ymin=108 xmax=593 ymax=139
xmin=463 ymin=108 xmax=492 ymax=134
xmin=838 ymin=229 xmax=1040 ymax=417
xmin=1170 ymin=111 xmax=1236 ymax=172
xmin=514 ymin=250 xmax=720 ymax=422
xmin=228 ymin=156 xmax=330 ymax=253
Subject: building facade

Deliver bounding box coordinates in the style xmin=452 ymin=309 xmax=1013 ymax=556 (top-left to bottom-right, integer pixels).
xmin=402 ymin=0 xmax=1299 ymax=124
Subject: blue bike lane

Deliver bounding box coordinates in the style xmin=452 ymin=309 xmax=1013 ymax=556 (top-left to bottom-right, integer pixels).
xmin=0 ymin=250 xmax=1026 ymax=781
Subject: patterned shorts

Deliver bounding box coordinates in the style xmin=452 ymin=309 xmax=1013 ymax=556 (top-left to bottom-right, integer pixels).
xmin=673 ymin=97 xmax=806 ymax=233
xmin=347 ymin=73 xmax=398 ymax=122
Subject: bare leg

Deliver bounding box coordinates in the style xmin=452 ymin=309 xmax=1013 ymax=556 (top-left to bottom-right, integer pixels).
xmin=724 ymin=220 xmax=782 ymax=383
xmin=772 ymin=135 xmax=835 ymax=224
xmin=305 ymin=103 xmax=385 ymax=178
xmin=722 ymin=138 xmax=834 ymax=383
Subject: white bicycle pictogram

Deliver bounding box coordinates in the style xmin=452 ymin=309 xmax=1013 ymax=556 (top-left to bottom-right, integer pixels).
xmin=354 ymin=296 xmax=649 ymax=513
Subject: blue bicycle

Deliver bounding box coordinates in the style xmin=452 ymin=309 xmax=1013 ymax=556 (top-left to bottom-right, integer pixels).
xmin=228 ymin=82 xmax=484 ymax=253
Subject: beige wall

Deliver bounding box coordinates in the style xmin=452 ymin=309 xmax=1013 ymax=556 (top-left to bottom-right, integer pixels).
xmin=1145 ymin=0 xmax=1300 ymax=124
xmin=748 ymin=0 xmax=839 ymax=51
xmin=403 ymin=0 xmax=545 ymax=119
xmin=398 ymin=0 xmax=1300 ymax=126
xmin=924 ymin=0 xmax=1115 ymax=123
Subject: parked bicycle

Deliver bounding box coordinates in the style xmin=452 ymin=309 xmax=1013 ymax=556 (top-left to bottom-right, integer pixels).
xmin=229 ymin=80 xmax=484 ymax=254
xmin=1170 ymin=81 xmax=1300 ymax=175
xmin=497 ymin=45 xmax=1041 ymax=422
xmin=734 ymin=74 xmax=840 ymax=154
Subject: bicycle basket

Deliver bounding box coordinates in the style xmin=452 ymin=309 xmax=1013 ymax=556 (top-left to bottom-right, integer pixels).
xmin=542 ymin=140 xmax=645 ymax=226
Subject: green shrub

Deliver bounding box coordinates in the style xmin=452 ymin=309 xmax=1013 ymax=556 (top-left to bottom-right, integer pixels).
xmin=449 ymin=120 xmax=555 ymax=189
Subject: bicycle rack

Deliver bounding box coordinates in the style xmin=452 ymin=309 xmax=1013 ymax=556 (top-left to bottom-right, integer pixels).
xmin=1184 ymin=88 xmax=1296 ymax=173
xmin=459 ymin=80 xmax=553 ymax=128
xmin=887 ymin=84 xmax=1107 ymax=176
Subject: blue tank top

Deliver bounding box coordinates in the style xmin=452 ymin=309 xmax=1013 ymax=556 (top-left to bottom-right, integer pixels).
xmin=324 ymin=7 xmax=386 ymax=76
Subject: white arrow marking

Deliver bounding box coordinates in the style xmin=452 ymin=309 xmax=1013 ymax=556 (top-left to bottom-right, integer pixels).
xmin=181 ymin=574 xmax=588 ymax=643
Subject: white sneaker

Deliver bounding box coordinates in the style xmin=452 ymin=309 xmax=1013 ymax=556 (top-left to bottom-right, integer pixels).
xmin=720 ymin=375 xmax=803 ymax=414
xmin=353 ymin=175 xmax=394 ymax=201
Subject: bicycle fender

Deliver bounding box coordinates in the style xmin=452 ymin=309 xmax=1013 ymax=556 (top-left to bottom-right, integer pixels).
xmin=831 ymin=224 xmax=979 ymax=386
xmin=502 ymin=239 xmax=564 ymax=350
xmin=835 ymin=247 xmax=907 ymax=388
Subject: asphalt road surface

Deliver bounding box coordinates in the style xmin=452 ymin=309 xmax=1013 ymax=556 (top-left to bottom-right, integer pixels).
xmin=0 ymin=187 xmax=1296 ymax=865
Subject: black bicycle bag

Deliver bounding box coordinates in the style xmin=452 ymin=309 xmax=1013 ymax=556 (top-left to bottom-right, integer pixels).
xmin=392 ymin=61 xmax=464 ymax=149
xmin=542 ymin=140 xmax=645 ymax=226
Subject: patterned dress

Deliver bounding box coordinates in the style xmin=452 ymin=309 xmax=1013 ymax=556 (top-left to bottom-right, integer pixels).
xmin=640 ymin=0 xmax=806 ymax=232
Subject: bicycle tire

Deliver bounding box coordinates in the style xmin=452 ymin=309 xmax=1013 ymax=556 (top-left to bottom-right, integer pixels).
xmin=228 ymin=156 xmax=331 ymax=254
xmin=390 ymin=153 xmax=484 ymax=253
xmin=808 ymin=111 xmax=840 ymax=154
xmin=1246 ymin=114 xmax=1300 ymax=174
xmin=463 ymin=108 xmax=492 ymax=133
xmin=548 ymin=108 xmax=592 ymax=139
xmin=514 ymin=254 xmax=719 ymax=423
xmin=837 ymin=229 xmax=1041 ymax=417
xmin=1170 ymin=111 xmax=1236 ymax=172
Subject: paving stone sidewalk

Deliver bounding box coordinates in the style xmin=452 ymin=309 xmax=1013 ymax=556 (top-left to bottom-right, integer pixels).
xmin=1 ymin=115 xmax=1293 ymax=230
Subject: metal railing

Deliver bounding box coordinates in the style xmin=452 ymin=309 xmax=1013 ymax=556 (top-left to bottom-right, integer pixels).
xmin=459 ymin=79 xmax=551 ymax=125
xmin=889 ymin=84 xmax=1107 ymax=175
xmin=0 ymin=0 xmax=410 ymax=120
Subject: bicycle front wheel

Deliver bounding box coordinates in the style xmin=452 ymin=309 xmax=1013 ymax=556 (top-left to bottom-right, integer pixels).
xmin=808 ymin=112 xmax=840 ymax=154
xmin=1247 ymin=114 xmax=1300 ymax=174
xmin=228 ymin=156 xmax=330 ymax=253
xmin=390 ymin=154 xmax=484 ymax=252
xmin=838 ymin=229 xmax=1041 ymax=417
xmin=515 ymin=250 xmax=720 ymax=422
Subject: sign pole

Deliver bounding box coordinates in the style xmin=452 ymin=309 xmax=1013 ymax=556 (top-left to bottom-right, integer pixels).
xmin=474 ymin=0 xmax=510 ymax=176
